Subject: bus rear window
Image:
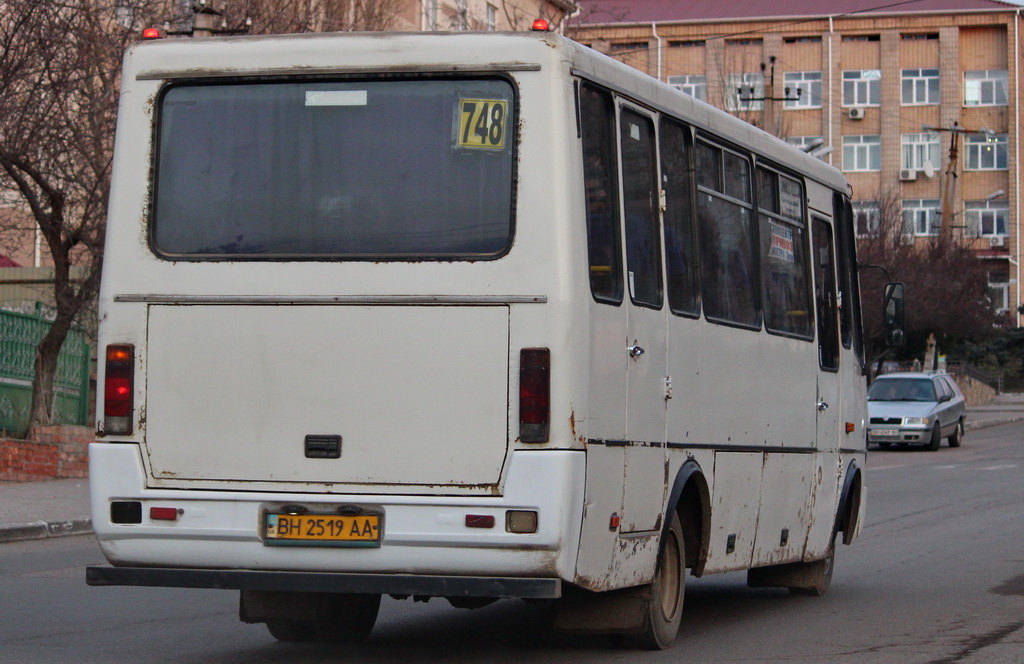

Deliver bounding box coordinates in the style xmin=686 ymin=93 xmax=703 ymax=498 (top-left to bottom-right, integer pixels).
xmin=151 ymin=78 xmax=515 ymax=260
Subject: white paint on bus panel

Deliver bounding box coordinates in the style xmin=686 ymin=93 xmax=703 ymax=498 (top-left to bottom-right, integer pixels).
xmin=145 ymin=305 xmax=509 ymax=486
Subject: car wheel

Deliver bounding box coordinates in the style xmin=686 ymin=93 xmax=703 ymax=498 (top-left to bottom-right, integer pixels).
xmin=948 ymin=419 xmax=963 ymax=448
xmin=926 ymin=423 xmax=942 ymax=451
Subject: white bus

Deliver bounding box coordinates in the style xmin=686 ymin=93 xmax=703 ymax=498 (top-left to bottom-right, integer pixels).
xmin=88 ymin=28 xmax=874 ymax=649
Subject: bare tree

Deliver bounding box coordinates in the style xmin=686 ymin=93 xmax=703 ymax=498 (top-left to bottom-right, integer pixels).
xmin=213 ymin=0 xmax=403 ymax=34
xmin=857 ymin=187 xmax=998 ymax=364
xmin=0 ymin=1 xmax=154 ymax=429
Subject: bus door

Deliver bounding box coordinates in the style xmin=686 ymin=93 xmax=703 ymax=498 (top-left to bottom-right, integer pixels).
xmin=618 ymin=106 xmax=667 ymax=533
xmin=810 ymin=213 xmax=842 ymax=556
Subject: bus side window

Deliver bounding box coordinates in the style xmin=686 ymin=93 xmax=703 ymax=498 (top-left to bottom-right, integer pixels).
xmin=757 ymin=167 xmax=813 ymax=339
xmin=619 ymin=107 xmax=663 ymax=308
xmin=835 ymin=194 xmax=865 ymax=363
xmin=579 ymin=84 xmax=623 ymax=304
xmin=660 ymin=118 xmax=699 ymax=316
xmin=813 ymin=217 xmax=840 ymax=370
xmin=695 ymin=139 xmax=760 ymax=328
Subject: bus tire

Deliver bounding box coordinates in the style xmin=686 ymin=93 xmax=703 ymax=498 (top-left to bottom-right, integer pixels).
xmin=266 ymin=620 xmax=316 ymax=642
xmin=632 ymin=511 xmax=685 ymax=650
xmin=313 ymin=593 xmax=381 ymax=644
xmin=788 ymin=538 xmax=835 ymax=597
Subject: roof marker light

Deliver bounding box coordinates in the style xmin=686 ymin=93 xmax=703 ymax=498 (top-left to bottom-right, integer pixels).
xmin=531 ymin=19 xmax=550 ymax=31
xmin=142 ymin=28 xmax=162 ymax=39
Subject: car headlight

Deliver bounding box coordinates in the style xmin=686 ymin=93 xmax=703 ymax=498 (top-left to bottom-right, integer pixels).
xmin=904 ymin=417 xmax=930 ymax=425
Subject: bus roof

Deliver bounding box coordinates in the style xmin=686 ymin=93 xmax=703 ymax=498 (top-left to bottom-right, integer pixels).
xmin=127 ymin=30 xmax=849 ymax=194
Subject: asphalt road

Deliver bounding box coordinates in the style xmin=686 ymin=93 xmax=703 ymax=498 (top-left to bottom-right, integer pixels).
xmin=2 ymin=422 xmax=1022 ymax=663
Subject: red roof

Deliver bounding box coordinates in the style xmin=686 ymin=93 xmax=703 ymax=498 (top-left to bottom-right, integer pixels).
xmin=571 ymin=0 xmax=1021 ymax=25
xmin=0 ymin=255 xmax=21 ymax=267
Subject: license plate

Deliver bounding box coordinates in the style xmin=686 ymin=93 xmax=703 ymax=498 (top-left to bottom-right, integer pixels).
xmin=264 ymin=513 xmax=382 ymax=547
xmin=871 ymin=429 xmax=899 ymax=437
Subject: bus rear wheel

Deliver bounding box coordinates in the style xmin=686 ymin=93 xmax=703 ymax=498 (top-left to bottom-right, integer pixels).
xmin=312 ymin=593 xmax=381 ymax=644
xmin=631 ymin=512 xmax=685 ymax=650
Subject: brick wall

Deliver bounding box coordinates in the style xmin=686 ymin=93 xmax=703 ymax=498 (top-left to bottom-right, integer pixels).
xmin=0 ymin=425 xmax=91 ymax=482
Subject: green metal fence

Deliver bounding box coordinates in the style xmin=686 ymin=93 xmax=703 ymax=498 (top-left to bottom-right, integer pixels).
xmin=0 ymin=308 xmax=91 ymax=434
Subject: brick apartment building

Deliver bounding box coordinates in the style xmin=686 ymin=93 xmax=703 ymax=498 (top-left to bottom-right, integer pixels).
xmin=568 ymin=0 xmax=1024 ymax=325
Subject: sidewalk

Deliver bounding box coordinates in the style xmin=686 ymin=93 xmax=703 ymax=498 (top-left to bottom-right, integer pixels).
xmin=0 ymin=477 xmax=91 ymax=543
xmin=2 ymin=394 xmax=1023 ymax=544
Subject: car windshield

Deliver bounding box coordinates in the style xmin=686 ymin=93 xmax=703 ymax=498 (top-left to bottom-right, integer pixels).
xmin=868 ymin=378 xmax=937 ymax=402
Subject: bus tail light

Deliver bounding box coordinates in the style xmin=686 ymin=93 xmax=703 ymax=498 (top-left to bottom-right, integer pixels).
xmin=104 ymin=344 xmax=135 ymax=435
xmin=519 ymin=348 xmax=549 ymax=443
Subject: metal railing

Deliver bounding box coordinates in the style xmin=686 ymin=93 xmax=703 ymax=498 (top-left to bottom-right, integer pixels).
xmin=0 ymin=308 xmax=90 ymax=434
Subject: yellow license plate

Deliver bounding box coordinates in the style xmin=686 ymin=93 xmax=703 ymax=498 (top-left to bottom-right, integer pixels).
xmin=264 ymin=513 xmax=382 ymax=547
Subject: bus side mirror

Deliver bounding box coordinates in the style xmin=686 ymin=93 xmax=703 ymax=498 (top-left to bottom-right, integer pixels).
xmin=883 ymin=282 xmax=906 ymax=347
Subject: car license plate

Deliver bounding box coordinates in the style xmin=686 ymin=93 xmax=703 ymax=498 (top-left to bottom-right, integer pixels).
xmin=872 ymin=428 xmax=899 ymax=437
xmin=264 ymin=512 xmax=382 ymax=547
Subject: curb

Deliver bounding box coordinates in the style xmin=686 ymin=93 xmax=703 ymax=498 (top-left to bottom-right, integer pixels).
xmin=0 ymin=518 xmax=92 ymax=544
xmin=964 ymin=416 xmax=1024 ymax=432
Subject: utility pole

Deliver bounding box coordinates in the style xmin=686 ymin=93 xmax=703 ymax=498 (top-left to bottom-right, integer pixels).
xmin=737 ymin=56 xmax=801 ymax=136
xmin=924 ymin=121 xmax=995 ymax=247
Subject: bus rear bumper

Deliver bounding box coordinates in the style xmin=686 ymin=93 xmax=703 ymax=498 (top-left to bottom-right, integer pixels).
xmin=86 ymin=565 xmax=561 ymax=599
xmin=88 ymin=443 xmax=585 ymax=581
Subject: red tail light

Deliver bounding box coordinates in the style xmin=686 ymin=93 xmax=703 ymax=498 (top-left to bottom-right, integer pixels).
xmin=104 ymin=344 xmax=134 ymax=435
xmin=519 ymin=348 xmax=549 ymax=443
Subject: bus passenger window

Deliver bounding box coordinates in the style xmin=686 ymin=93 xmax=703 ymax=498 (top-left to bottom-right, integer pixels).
xmin=579 ymin=84 xmax=623 ymax=304
xmin=813 ymin=217 xmax=840 ymax=370
xmin=695 ymin=139 xmax=760 ymax=328
xmin=660 ymin=119 xmax=699 ymax=316
xmin=619 ymin=108 xmax=663 ymax=308
xmin=758 ymin=168 xmax=813 ymax=338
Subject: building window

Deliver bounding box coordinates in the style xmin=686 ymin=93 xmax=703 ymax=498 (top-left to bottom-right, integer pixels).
xmin=668 ymin=75 xmax=707 ymax=102
xmin=988 ymin=270 xmax=1010 ymax=314
xmin=842 ymin=135 xmax=881 ymax=172
xmin=452 ymin=0 xmax=469 ymax=30
xmin=900 ymin=132 xmax=940 ymax=172
xmin=726 ymin=38 xmax=762 ymax=47
xmin=853 ymin=201 xmax=880 ymax=237
xmin=902 ymin=199 xmax=940 ymax=236
xmin=964 ymin=200 xmax=1009 ymax=238
xmin=610 ymin=42 xmax=648 ymax=52
xmin=727 ymin=73 xmax=764 ymax=111
xmin=786 ymin=135 xmax=824 ymax=151
xmin=843 ymin=70 xmax=881 ymax=106
xmin=964 ymin=70 xmax=1009 ymax=106
xmin=901 ymin=33 xmax=938 ymax=40
xmin=784 ymin=71 xmax=822 ymax=109
xmin=669 ymin=40 xmax=706 ymax=48
xmin=784 ymin=36 xmax=821 ymax=44
xmin=965 ymin=133 xmax=1008 ymax=170
xmin=115 ymin=2 xmax=135 ymax=28
xmin=424 ymin=0 xmax=438 ymax=30
xmin=843 ymin=34 xmax=880 ymax=42
xmin=486 ymin=3 xmax=497 ymax=30
xmin=902 ymin=68 xmax=939 ymax=105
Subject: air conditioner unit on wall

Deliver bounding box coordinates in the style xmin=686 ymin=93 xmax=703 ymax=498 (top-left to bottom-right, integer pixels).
xmin=989 ymin=235 xmax=1005 ymax=247
xmin=848 ymin=107 xmax=865 ymax=120
xmin=899 ymin=169 xmax=917 ymax=182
